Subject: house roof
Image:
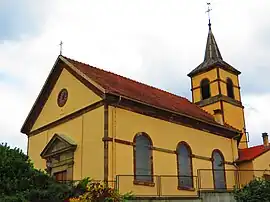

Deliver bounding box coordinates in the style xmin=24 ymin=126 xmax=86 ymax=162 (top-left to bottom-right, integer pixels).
xmin=238 ymin=144 xmax=270 ymax=162
xmin=21 ymin=55 xmax=240 ymax=135
xmin=188 ymin=23 xmax=241 ymax=77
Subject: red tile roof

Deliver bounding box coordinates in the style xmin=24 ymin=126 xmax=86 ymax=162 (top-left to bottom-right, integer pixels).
xmin=63 ymin=56 xmax=235 ymax=129
xmin=238 ymin=145 xmax=270 ymax=162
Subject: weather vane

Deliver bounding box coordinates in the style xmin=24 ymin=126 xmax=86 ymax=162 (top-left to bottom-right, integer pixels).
xmin=206 ymin=2 xmax=212 ymax=29
xmin=59 ymin=41 xmax=63 ymax=55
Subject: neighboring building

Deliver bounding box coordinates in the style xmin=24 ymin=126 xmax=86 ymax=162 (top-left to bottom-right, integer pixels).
xmin=21 ymin=22 xmax=270 ymax=198
xmin=237 ymin=133 xmax=270 ymax=185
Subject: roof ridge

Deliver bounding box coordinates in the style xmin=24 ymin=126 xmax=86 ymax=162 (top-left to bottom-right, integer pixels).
xmin=62 ymin=55 xmax=192 ymax=102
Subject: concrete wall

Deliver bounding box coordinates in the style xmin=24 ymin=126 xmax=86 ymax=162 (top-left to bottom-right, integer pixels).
xmin=127 ymin=192 xmax=236 ymax=201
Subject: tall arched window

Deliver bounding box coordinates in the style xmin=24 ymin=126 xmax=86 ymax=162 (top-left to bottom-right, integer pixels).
xmin=212 ymin=150 xmax=226 ymax=190
xmin=176 ymin=142 xmax=193 ymax=189
xmin=226 ymin=78 xmax=234 ymax=99
xmin=200 ymin=78 xmax=211 ymax=100
xmin=134 ymin=133 xmax=153 ymax=183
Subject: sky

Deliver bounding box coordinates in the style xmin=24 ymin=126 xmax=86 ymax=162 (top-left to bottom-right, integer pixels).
xmin=1 ymin=0 xmax=270 ymax=153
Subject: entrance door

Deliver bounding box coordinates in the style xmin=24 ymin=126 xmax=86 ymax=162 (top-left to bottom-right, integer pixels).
xmin=54 ymin=170 xmax=67 ymax=183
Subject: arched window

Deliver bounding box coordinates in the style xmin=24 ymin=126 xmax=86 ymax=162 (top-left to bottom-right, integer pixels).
xmin=176 ymin=142 xmax=193 ymax=189
xmin=212 ymin=150 xmax=226 ymax=190
xmin=226 ymin=78 xmax=234 ymax=99
xmin=134 ymin=133 xmax=153 ymax=183
xmin=200 ymin=78 xmax=211 ymax=100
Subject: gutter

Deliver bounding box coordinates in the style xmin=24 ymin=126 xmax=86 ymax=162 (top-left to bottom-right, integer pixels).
xmin=105 ymin=92 xmax=240 ymax=135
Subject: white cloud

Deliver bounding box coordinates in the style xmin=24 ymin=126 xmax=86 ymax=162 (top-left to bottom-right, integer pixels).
xmin=1 ymin=0 xmax=270 ymax=152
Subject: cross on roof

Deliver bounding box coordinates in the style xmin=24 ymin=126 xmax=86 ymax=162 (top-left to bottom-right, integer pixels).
xmin=59 ymin=41 xmax=63 ymax=55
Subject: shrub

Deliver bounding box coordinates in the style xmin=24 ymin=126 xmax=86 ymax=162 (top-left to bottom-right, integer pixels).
xmin=0 ymin=143 xmax=84 ymax=202
xmin=233 ymin=177 xmax=270 ymax=202
xmin=69 ymin=179 xmax=133 ymax=202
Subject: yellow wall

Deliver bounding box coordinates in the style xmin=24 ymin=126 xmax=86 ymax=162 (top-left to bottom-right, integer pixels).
xmin=253 ymin=151 xmax=270 ymax=177
xmin=109 ymin=107 xmax=238 ymax=195
xmin=238 ymin=162 xmax=255 ymax=186
xmin=28 ymin=131 xmax=48 ymax=169
xmin=223 ymin=102 xmax=247 ymax=148
xmin=28 ymin=107 xmax=105 ymax=181
xmin=31 ymin=68 xmax=101 ymax=132
xmin=202 ymin=102 xmax=221 ymax=115
xmin=192 ymin=68 xmax=218 ymax=103
xmin=237 ymin=151 xmax=270 ymax=186
xmin=219 ymin=68 xmax=241 ymax=102
xmin=192 ymin=68 xmax=217 ymax=87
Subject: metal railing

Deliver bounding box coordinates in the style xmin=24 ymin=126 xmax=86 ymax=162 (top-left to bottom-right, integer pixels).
xmin=116 ymin=175 xmax=199 ymax=197
xmin=197 ymin=169 xmax=270 ymax=191
xmin=53 ymin=170 xmax=270 ymax=198
xmin=115 ymin=170 xmax=270 ymax=197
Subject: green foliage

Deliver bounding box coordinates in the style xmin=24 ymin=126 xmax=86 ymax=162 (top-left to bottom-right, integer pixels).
xmin=233 ymin=177 xmax=270 ymax=202
xmin=0 ymin=143 xmax=84 ymax=202
xmin=0 ymin=143 xmax=132 ymax=202
xmin=69 ymin=179 xmax=134 ymax=202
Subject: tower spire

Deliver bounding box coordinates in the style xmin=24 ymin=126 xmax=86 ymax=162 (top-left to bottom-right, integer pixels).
xmin=187 ymin=3 xmax=241 ymax=77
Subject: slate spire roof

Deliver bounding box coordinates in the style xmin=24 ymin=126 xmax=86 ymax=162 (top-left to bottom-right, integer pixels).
xmin=204 ymin=22 xmax=223 ymax=62
xmin=188 ymin=23 xmax=241 ymax=77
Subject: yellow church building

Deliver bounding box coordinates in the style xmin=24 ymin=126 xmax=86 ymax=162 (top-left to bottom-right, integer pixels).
xmin=21 ymin=22 xmax=270 ymax=198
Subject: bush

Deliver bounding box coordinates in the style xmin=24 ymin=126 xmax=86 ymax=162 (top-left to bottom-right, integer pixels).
xmin=0 ymin=143 xmax=84 ymax=202
xmin=233 ymin=178 xmax=270 ymax=202
xmin=69 ymin=178 xmax=133 ymax=202
xmin=0 ymin=143 xmax=132 ymax=202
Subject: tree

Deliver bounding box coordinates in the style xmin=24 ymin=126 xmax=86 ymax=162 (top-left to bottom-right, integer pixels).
xmin=0 ymin=143 xmax=83 ymax=202
xmin=233 ymin=178 xmax=270 ymax=202
xmin=0 ymin=143 xmax=132 ymax=202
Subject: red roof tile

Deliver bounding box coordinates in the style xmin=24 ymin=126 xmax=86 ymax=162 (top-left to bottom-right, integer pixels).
xmin=63 ymin=56 xmax=227 ymax=126
xmin=238 ymin=145 xmax=270 ymax=162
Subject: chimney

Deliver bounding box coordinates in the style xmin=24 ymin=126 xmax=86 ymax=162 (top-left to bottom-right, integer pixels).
xmin=213 ymin=109 xmax=224 ymax=125
xmin=262 ymin=133 xmax=269 ymax=147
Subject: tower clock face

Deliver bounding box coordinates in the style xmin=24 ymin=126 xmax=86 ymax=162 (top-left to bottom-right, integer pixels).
xmin=57 ymin=88 xmax=68 ymax=107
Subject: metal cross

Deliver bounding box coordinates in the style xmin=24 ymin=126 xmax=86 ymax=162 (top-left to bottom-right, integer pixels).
xmin=206 ymin=2 xmax=212 ymax=20
xmin=59 ymin=41 xmax=63 ymax=55
xmin=206 ymin=2 xmax=212 ymax=29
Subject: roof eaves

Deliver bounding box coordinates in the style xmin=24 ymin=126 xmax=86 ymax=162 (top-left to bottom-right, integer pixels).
xmin=106 ymin=92 xmax=240 ymax=136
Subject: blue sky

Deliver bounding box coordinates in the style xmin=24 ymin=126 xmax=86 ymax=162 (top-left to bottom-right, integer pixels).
xmin=1 ymin=0 xmax=270 ymax=153
xmin=0 ymin=1 xmax=49 ymax=41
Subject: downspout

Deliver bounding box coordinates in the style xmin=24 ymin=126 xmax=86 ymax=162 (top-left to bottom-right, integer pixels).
xmin=232 ymin=136 xmax=241 ymax=189
xmin=233 ymin=162 xmax=240 ymax=189
xmin=104 ymin=103 xmax=109 ymax=184
xmin=112 ymin=96 xmax=121 ymax=186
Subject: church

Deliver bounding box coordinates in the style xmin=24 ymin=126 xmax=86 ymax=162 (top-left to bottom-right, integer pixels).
xmin=21 ymin=21 xmax=270 ymax=198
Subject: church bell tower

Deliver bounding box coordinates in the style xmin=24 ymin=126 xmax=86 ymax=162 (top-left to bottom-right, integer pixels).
xmin=188 ymin=21 xmax=248 ymax=149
